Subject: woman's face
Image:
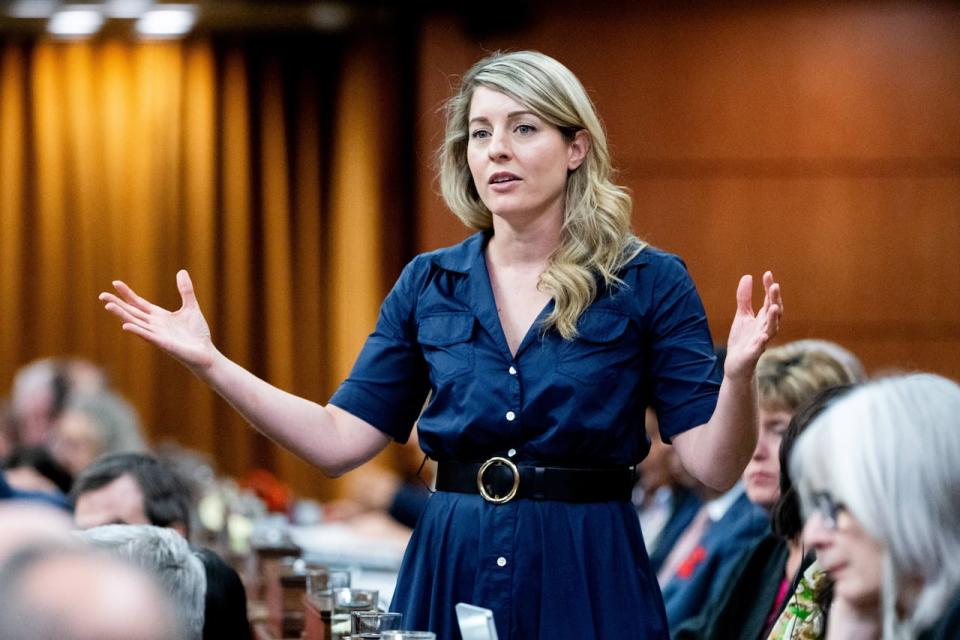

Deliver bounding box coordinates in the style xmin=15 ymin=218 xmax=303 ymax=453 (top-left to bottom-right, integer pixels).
xmin=743 ymin=407 xmax=792 ymax=509
xmin=804 ymin=499 xmax=885 ymax=610
xmin=50 ymin=410 xmax=102 ymax=477
xmin=466 ymin=87 xmax=587 ymax=224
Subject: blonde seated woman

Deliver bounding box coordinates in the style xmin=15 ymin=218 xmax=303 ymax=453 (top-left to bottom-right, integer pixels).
xmin=792 ymin=373 xmax=960 ymax=639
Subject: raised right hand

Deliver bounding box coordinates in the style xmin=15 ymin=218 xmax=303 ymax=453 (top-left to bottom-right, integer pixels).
xmin=99 ymin=270 xmax=216 ymax=372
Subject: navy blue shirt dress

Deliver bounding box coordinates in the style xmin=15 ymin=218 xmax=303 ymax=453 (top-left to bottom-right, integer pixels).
xmin=330 ymin=232 xmax=721 ymax=639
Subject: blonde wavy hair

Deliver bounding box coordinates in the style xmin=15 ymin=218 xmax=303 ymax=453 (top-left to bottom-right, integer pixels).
xmin=438 ymin=50 xmax=643 ymax=339
xmin=755 ymin=341 xmax=858 ymax=412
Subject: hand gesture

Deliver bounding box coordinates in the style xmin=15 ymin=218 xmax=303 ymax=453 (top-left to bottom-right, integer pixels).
xmin=723 ymin=271 xmax=783 ymax=381
xmin=99 ymin=270 xmax=215 ymax=372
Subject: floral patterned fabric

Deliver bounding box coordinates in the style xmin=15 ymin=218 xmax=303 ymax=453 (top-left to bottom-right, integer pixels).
xmin=767 ymin=559 xmax=828 ymax=640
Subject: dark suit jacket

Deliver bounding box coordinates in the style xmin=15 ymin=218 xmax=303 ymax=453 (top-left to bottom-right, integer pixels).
xmin=647 ymin=486 xmax=702 ymax=574
xmin=672 ymin=534 xmax=790 ymax=640
xmin=660 ymin=491 xmax=770 ymax=629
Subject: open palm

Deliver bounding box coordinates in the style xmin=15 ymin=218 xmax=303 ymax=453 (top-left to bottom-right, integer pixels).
xmin=724 ymin=271 xmax=783 ymax=381
xmin=99 ymin=270 xmax=215 ymax=372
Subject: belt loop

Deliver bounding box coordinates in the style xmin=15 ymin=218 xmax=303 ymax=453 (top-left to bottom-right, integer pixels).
xmin=533 ymin=466 xmax=546 ymax=500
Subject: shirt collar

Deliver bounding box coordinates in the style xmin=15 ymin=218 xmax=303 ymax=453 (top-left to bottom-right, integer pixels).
xmin=427 ymin=232 xmax=652 ymax=274
xmin=706 ymin=481 xmax=746 ymax=522
xmin=427 ymin=231 xmax=487 ymax=274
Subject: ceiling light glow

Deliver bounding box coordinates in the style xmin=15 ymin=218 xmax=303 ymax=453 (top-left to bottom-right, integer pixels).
xmin=104 ymin=0 xmax=154 ymax=19
xmin=9 ymin=0 xmax=59 ymax=19
xmin=48 ymin=7 xmax=105 ymax=37
xmin=135 ymin=5 xmax=196 ymax=37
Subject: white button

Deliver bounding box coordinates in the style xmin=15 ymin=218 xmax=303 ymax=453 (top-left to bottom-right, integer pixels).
xmin=496 ymin=556 xmax=507 ymax=567
xmin=507 ymin=448 xmax=517 ymax=457
xmin=505 ymin=411 xmax=516 ymax=421
xmin=508 ymin=366 xmax=517 ymax=375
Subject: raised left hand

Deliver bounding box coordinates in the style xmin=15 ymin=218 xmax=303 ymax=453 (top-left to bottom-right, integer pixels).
xmin=723 ymin=271 xmax=783 ymax=381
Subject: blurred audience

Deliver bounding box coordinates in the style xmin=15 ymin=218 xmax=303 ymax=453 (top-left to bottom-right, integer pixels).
xmin=71 ymin=452 xmax=252 ymax=640
xmin=635 ymin=408 xmax=701 ymax=574
xmin=3 ymin=445 xmax=72 ymax=494
xmin=72 ymin=452 xmax=191 ymax=533
xmin=0 ymin=501 xmax=75 ymax=562
xmin=0 ymin=468 xmax=70 ymax=511
xmin=51 ymin=389 xmax=146 ymax=478
xmin=78 ymin=524 xmax=206 ymax=640
xmin=792 ymin=373 xmax=960 ymax=640
xmin=0 ymin=543 xmax=180 ymax=640
xmin=9 ymin=357 xmax=108 ymax=448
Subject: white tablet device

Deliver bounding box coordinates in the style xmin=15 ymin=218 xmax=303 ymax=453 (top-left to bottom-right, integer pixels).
xmin=455 ymin=602 xmax=499 ymax=640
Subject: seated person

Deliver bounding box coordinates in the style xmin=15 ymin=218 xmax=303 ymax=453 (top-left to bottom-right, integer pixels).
xmin=78 ymin=524 xmax=207 ymax=640
xmin=634 ymin=408 xmax=701 ymax=573
xmin=793 ymin=374 xmax=960 ymax=640
xmin=71 ymin=452 xmax=252 ymax=640
xmin=0 ymin=542 xmax=178 ymax=640
xmin=0 ymin=501 xmax=74 ymax=562
xmin=658 ymin=479 xmax=769 ymax=629
xmin=674 ymin=384 xmax=855 ymax=639
xmin=50 ymin=389 xmax=146 ymax=478
xmin=8 ymin=357 xmax=108 ymax=449
xmin=0 ymin=469 xmax=70 ymax=511
xmin=661 ymin=342 xmax=856 ymax=630
xmin=3 ymin=446 xmax=73 ymax=495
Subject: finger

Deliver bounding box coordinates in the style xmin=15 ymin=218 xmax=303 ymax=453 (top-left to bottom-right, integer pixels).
xmin=176 ymin=270 xmax=199 ymax=310
xmin=103 ymin=301 xmax=150 ymax=327
xmin=112 ymin=280 xmax=156 ymax=314
xmin=736 ymin=275 xmax=754 ymax=316
xmin=100 ymin=293 xmax=151 ymax=323
xmin=768 ymin=278 xmax=783 ymax=314
xmin=765 ymin=303 xmax=782 ymax=339
xmin=121 ymin=322 xmax=160 ymax=345
xmin=758 ymin=271 xmax=774 ymax=313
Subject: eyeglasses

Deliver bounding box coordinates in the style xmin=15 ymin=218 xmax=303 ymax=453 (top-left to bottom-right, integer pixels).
xmin=810 ymin=491 xmax=847 ymax=530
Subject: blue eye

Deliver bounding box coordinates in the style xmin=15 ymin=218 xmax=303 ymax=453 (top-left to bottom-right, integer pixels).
xmin=470 ymin=129 xmax=490 ymax=139
xmin=515 ymin=124 xmax=536 ymax=135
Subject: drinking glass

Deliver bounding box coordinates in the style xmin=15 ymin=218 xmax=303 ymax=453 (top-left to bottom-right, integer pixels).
xmin=331 ymin=588 xmax=378 ymax=640
xmin=351 ymin=611 xmax=402 ymax=634
xmin=306 ymin=569 xmax=351 ymax=610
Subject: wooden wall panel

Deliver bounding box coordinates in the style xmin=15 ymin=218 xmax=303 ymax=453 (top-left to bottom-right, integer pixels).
xmin=415 ymin=2 xmax=960 ymax=380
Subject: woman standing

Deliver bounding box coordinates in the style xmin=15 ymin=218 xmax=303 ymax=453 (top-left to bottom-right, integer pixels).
xmin=100 ymin=51 xmax=782 ymax=639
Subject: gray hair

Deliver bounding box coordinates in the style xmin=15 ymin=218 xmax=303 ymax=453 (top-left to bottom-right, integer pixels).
xmin=77 ymin=525 xmax=206 ymax=640
xmin=0 ymin=543 xmax=180 ymax=640
xmin=791 ymin=373 xmax=960 ymax=637
xmin=63 ymin=390 xmax=146 ymax=457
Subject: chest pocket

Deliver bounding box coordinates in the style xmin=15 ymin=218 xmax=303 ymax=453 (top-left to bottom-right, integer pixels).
xmin=418 ymin=313 xmax=476 ymax=382
xmin=557 ymin=309 xmax=633 ymax=383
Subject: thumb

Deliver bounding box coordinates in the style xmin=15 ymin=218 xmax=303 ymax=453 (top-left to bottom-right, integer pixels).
xmin=736 ymin=275 xmax=754 ymax=316
xmin=176 ymin=269 xmax=198 ymax=309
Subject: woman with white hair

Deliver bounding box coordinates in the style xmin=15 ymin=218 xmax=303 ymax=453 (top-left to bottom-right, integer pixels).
xmin=100 ymin=50 xmax=782 ymax=638
xmin=791 ymin=373 xmax=960 ymax=639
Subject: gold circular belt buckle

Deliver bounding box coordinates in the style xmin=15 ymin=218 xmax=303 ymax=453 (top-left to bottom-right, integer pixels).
xmin=476 ymin=456 xmax=520 ymax=504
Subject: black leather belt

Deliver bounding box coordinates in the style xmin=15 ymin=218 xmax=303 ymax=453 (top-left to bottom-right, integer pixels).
xmin=436 ymin=458 xmax=636 ymax=504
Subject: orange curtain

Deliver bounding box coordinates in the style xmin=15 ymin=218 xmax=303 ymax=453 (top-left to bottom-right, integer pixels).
xmin=0 ymin=32 xmax=414 ymax=500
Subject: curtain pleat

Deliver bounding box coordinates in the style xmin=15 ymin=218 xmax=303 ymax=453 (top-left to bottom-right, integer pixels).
xmin=0 ymin=45 xmax=26 ymax=370
xmin=0 ymin=34 xmax=412 ymax=500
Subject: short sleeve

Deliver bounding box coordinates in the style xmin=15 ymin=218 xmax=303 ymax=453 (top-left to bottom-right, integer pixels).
xmin=647 ymin=254 xmax=722 ymax=442
xmin=329 ymin=259 xmax=430 ymax=443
